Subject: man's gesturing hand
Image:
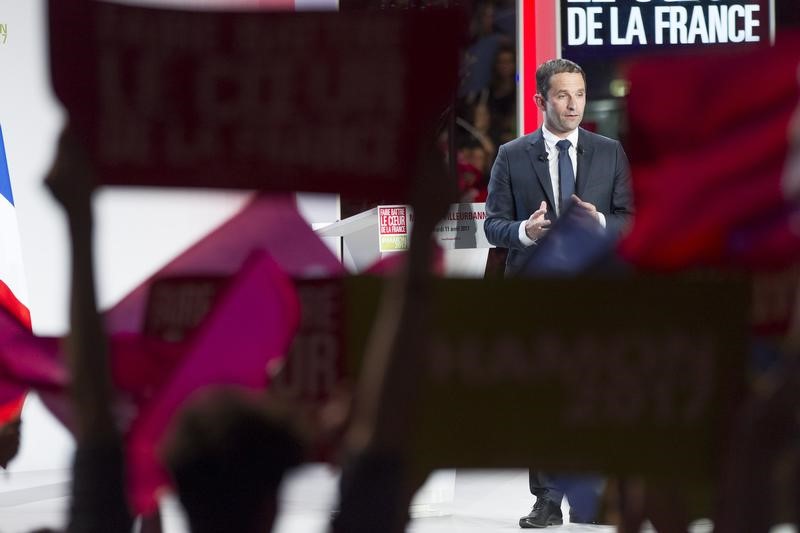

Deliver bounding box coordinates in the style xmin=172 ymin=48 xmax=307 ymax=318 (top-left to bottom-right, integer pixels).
xmin=571 ymin=194 xmax=599 ymax=220
xmin=524 ymin=201 xmax=551 ymax=241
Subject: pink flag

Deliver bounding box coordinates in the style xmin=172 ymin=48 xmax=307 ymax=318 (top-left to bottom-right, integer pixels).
xmin=125 ymin=251 xmax=300 ymax=513
xmin=12 ymin=249 xmax=302 ymax=513
xmin=0 ymin=193 xmax=332 ymax=511
xmin=106 ymin=194 xmax=344 ymax=334
xmin=0 ymin=310 xmax=64 ymax=405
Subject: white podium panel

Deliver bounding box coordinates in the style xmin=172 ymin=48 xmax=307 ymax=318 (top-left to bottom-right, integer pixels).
xmin=315 ymin=204 xmax=490 ymax=277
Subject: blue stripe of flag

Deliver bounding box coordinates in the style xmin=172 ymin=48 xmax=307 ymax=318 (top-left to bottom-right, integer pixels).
xmin=0 ymin=125 xmax=15 ymax=206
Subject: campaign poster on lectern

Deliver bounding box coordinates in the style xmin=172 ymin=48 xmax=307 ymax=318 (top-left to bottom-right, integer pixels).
xmin=378 ymin=205 xmax=411 ymax=252
xmin=378 ymin=203 xmax=493 ymax=252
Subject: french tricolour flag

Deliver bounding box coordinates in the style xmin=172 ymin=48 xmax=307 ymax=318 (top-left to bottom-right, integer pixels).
xmin=0 ymin=124 xmax=31 ymax=422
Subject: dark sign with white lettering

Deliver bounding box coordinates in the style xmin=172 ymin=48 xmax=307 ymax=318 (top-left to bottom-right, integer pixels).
xmin=144 ymin=276 xmax=227 ymax=342
xmin=142 ymin=269 xmax=747 ymax=474
xmin=347 ymin=276 xmax=747 ymax=477
xmin=560 ymin=0 xmax=771 ymax=62
xmin=48 ymin=0 xmax=462 ymax=199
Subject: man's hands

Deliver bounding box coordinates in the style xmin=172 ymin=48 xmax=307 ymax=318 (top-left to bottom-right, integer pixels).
xmin=525 ymin=196 xmax=601 ymax=242
xmin=571 ymin=194 xmax=599 ymax=221
xmin=524 ymin=201 xmax=551 ymax=241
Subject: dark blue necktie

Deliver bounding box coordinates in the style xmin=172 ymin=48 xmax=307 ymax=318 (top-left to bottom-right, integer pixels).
xmin=556 ymin=139 xmax=575 ymax=214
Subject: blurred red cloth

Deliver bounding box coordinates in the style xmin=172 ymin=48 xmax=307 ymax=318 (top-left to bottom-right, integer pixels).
xmin=619 ymin=36 xmax=800 ymax=270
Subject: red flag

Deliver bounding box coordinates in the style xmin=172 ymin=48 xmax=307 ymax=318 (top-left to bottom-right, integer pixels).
xmin=619 ymin=36 xmax=800 ymax=270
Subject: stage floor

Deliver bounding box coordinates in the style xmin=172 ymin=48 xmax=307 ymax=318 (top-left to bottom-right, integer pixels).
xmin=0 ymin=466 xmax=796 ymax=532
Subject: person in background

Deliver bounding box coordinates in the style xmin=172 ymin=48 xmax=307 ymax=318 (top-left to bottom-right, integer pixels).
xmin=163 ymin=388 xmax=303 ymax=533
xmin=487 ymin=44 xmax=518 ymax=147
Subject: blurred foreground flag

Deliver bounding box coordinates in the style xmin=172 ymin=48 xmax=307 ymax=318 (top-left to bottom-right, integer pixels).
xmin=521 ymin=204 xmax=616 ymax=277
xmin=619 ymin=36 xmax=800 ymax=270
xmin=0 ymin=125 xmax=31 ymax=422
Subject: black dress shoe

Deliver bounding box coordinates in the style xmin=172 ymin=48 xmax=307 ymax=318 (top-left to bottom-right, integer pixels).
xmin=519 ymin=497 xmax=563 ymax=528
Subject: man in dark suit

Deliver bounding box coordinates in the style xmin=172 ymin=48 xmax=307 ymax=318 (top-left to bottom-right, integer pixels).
xmin=483 ymin=59 xmax=634 ymax=528
xmin=485 ymin=58 xmax=633 ymax=277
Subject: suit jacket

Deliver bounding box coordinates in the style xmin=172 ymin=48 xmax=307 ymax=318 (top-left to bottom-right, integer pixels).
xmin=484 ymin=127 xmax=633 ymax=276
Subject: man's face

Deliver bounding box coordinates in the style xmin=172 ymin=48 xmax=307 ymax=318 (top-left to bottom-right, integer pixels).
xmin=535 ymin=72 xmax=586 ymax=137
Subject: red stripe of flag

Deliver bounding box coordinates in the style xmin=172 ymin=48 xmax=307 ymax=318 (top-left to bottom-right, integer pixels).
xmin=0 ymin=281 xmax=30 ymax=421
xmin=0 ymin=280 xmax=32 ymax=330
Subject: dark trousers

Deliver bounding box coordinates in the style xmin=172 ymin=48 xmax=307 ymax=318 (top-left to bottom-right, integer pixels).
xmin=529 ymin=469 xmax=604 ymax=522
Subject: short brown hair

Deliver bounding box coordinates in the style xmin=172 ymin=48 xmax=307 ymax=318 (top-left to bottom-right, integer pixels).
xmin=536 ymin=59 xmax=586 ymax=98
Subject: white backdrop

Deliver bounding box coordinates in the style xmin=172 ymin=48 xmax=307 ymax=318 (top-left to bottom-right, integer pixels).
xmin=0 ymin=0 xmax=337 ymax=472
